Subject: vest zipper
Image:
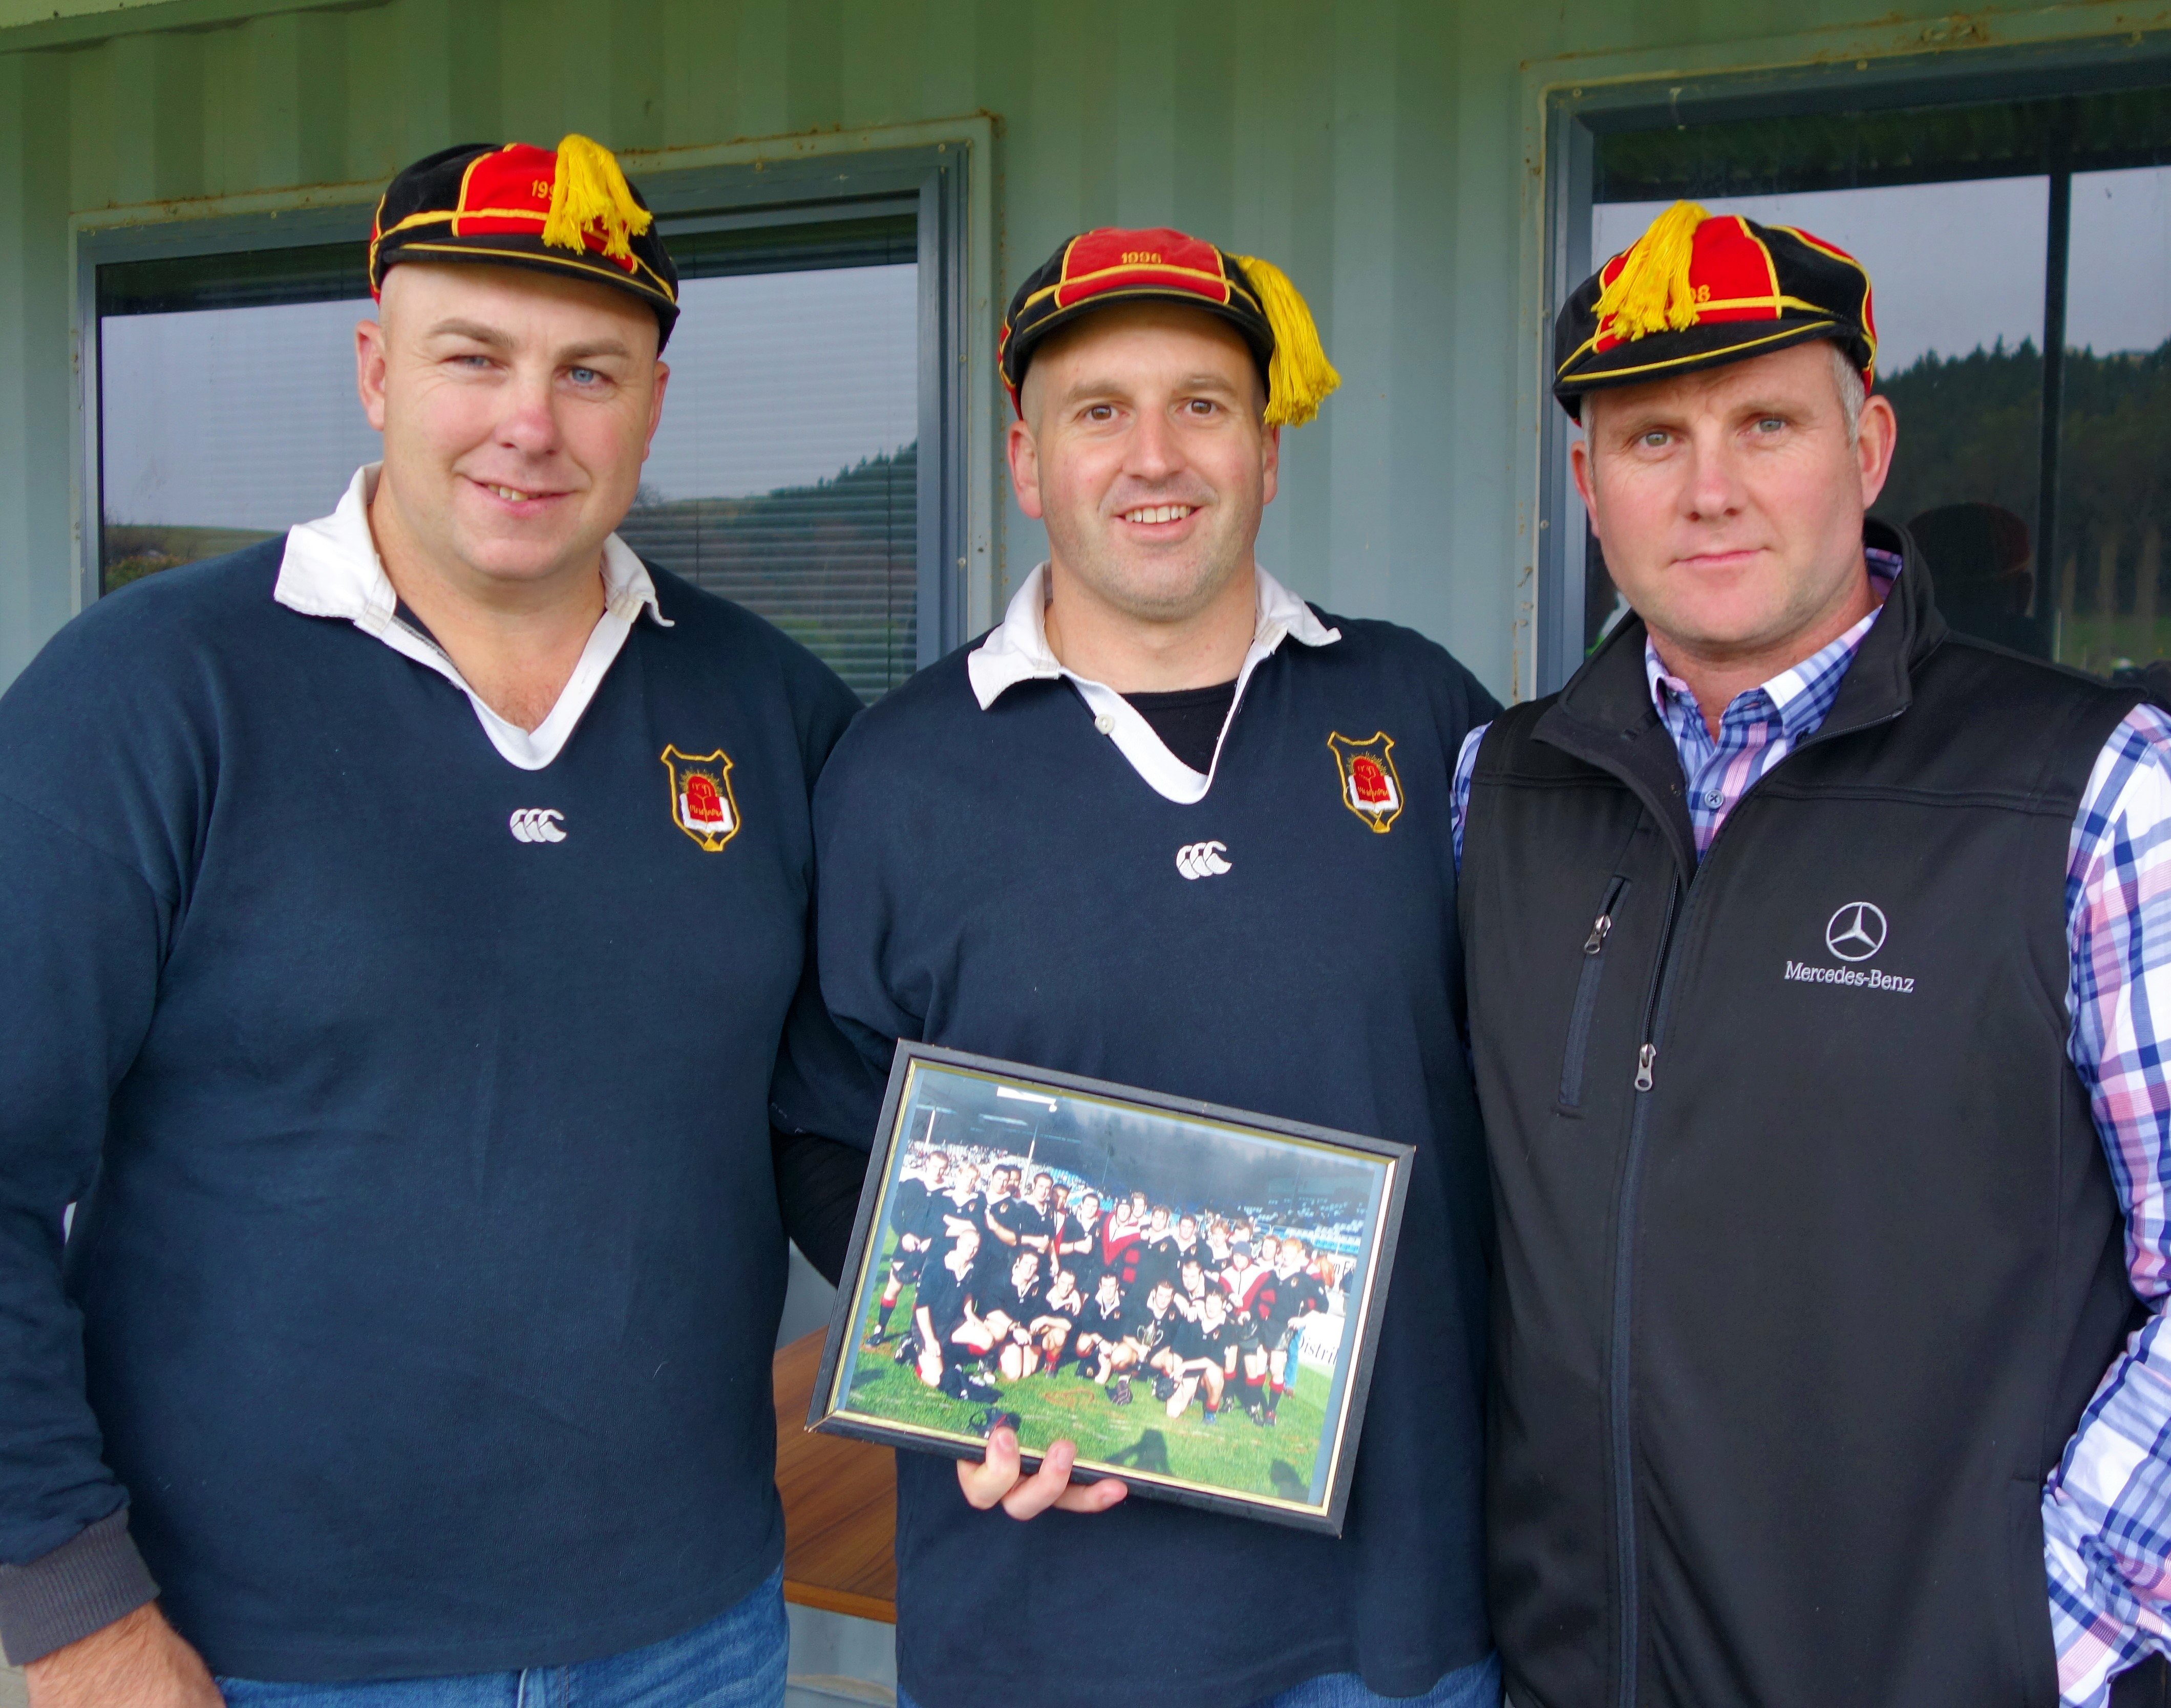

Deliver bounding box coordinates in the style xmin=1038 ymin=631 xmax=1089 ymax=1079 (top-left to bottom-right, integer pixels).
xmin=1559 ymin=875 xmax=1630 ymax=1109
xmin=1601 ymin=704 xmax=1911 ymax=1708
xmin=1609 ymin=873 xmax=1681 ymax=1708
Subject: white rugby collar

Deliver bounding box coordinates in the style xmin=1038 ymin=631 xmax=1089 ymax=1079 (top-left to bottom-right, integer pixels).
xmin=274 ymin=464 xmax=670 ymax=772
xmin=967 ymin=563 xmax=1339 ymax=805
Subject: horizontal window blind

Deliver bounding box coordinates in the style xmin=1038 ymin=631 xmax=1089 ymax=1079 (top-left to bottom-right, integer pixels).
xmin=92 ymin=210 xmax=931 ymax=698
xmin=621 ymin=211 xmax=921 ymax=699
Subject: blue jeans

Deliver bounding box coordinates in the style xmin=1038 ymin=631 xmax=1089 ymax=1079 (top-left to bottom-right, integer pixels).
xmin=1253 ymin=1654 xmax=1500 ymax=1708
xmin=899 ymin=1652 xmax=1499 ymax=1708
xmin=214 ymin=1566 xmax=788 ymax=1708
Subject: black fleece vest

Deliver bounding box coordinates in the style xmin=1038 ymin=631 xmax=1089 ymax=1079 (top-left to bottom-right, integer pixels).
xmin=1461 ymin=528 xmax=2149 ymax=1708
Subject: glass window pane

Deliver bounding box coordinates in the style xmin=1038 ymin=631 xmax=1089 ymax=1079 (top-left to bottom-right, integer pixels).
xmin=98 ymin=240 xmax=370 ymax=315
xmin=1587 ymin=83 xmax=2171 ymax=672
xmin=1593 ymin=86 xmax=2171 ymax=200
xmin=99 ymin=290 xmax=379 ymax=590
xmin=2053 ymin=164 xmax=2171 ymax=675
xmin=619 ymin=255 xmax=920 ymax=699
xmin=95 ymin=214 xmax=928 ymax=698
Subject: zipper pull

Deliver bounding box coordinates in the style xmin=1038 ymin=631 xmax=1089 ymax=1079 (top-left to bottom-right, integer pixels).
xmin=1583 ymin=913 xmax=1613 ymax=955
xmin=1634 ymin=1044 xmax=1656 ymax=1092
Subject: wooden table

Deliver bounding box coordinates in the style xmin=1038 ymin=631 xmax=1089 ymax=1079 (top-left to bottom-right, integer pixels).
xmin=773 ymin=1329 xmax=896 ymax=1624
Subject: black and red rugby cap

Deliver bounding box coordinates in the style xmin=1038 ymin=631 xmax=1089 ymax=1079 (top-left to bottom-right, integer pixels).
xmin=1553 ymin=200 xmax=1877 ymax=420
xmin=369 ymin=135 xmax=680 ymax=349
xmin=1000 ymin=226 xmax=1339 ymax=429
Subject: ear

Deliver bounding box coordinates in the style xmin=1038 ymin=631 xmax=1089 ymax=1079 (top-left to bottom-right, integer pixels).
xmin=643 ymin=360 xmax=671 ymax=459
xmin=1007 ymin=416 xmax=1045 ymax=521
xmin=357 ymin=316 xmax=390 ymax=433
xmin=1259 ymin=422 xmax=1281 ymax=508
xmin=1855 ymin=392 xmax=1898 ymax=511
xmin=1569 ymin=436 xmax=1599 ymax=522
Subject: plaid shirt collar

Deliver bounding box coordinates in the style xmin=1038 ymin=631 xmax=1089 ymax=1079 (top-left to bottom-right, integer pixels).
xmin=1644 ymin=548 xmax=1905 ymax=748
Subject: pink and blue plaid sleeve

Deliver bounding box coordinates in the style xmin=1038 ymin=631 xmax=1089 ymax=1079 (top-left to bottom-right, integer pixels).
xmin=1451 ymin=722 xmax=1487 ymax=872
xmin=2045 ymin=701 xmax=2171 ymax=1707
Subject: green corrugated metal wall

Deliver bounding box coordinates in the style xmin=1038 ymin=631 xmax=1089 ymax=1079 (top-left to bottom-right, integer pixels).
xmin=2 ymin=0 xmax=2166 ymax=695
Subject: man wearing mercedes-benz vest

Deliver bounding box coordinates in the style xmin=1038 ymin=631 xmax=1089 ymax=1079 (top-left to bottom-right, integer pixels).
xmin=1455 ymin=201 xmax=2171 ymax=1708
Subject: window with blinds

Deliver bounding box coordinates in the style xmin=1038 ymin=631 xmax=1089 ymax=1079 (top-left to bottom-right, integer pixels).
xmin=96 ymin=241 xmax=378 ymax=591
xmin=616 ymin=215 xmax=920 ymax=699
xmin=92 ymin=210 xmax=927 ymax=700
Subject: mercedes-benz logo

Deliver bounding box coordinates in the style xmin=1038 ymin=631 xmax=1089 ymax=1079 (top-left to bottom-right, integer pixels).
xmin=1825 ymin=902 xmax=1888 ymax=963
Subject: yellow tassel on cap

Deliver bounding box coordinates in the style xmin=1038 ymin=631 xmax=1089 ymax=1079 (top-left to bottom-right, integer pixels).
xmin=1593 ymin=199 xmax=1708 ymax=341
xmin=1233 ymin=253 xmax=1340 ymax=428
xmin=542 ymin=134 xmax=653 ymax=263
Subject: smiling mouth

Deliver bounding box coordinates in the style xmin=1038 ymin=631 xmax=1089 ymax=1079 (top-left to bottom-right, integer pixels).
xmin=1121 ymin=503 xmax=1196 ymax=525
xmin=476 ymin=480 xmax=561 ymax=505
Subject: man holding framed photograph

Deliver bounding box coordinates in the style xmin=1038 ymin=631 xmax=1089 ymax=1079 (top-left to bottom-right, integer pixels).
xmin=812 ymin=226 xmax=1501 ymax=1708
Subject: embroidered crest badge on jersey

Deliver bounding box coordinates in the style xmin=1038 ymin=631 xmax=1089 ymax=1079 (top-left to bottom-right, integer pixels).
xmin=659 ymin=745 xmax=741 ymax=851
xmin=1326 ymin=732 xmax=1404 ymax=834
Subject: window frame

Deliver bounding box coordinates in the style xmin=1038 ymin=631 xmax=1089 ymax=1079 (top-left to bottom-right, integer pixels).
xmin=72 ymin=131 xmax=989 ymax=671
xmin=1529 ymin=30 xmax=2171 ymax=695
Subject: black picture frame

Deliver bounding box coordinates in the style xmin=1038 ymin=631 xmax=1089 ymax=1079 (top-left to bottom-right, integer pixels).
xmin=807 ymin=1042 xmax=1415 ymax=1536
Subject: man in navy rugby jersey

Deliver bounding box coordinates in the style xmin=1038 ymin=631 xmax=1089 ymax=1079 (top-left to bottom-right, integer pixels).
xmin=813 ymin=226 xmax=1501 ymax=1708
xmin=0 ymin=136 xmax=869 ymax=1708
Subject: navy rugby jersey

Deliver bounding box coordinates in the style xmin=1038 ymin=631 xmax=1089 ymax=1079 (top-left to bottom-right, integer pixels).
xmin=813 ymin=566 xmax=1500 ymax=1708
xmin=0 ymin=504 xmax=864 ymax=1680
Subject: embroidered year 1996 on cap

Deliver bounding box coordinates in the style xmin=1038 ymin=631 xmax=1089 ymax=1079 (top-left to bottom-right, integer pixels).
xmin=370 ymin=135 xmax=680 ymax=348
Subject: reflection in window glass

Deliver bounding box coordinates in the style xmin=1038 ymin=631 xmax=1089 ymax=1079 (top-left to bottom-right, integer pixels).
xmin=619 ymin=262 xmax=920 ymax=698
xmin=2054 ymin=165 xmax=2171 ymax=674
xmin=95 ymin=221 xmax=926 ymax=699
xmin=99 ymin=294 xmax=378 ymax=589
xmin=1585 ymin=86 xmax=2171 ymax=682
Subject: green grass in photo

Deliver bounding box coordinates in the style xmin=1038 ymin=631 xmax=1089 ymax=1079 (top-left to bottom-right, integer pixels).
xmin=843 ymin=1268 xmax=1333 ymax=1504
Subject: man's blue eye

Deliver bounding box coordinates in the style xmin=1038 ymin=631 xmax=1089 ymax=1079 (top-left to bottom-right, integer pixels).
xmin=569 ymin=367 xmax=600 ymax=385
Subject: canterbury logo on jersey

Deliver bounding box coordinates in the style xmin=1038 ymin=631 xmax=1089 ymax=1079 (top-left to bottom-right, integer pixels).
xmin=1176 ymin=840 xmax=1232 ymax=880
xmin=508 ymin=808 xmax=566 ymax=843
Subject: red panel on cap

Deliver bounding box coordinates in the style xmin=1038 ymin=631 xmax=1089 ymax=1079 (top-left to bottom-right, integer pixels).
xmin=448 ymin=143 xmax=638 ymax=276
xmin=1054 ymin=228 xmax=1232 ymax=312
xmin=453 ymin=144 xmax=555 ymax=232
xmin=1593 ymin=215 xmax=1792 ymax=355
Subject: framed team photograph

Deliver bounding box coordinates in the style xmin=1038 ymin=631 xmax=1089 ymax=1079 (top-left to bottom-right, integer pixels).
xmin=807 ymin=1043 xmax=1415 ymax=1536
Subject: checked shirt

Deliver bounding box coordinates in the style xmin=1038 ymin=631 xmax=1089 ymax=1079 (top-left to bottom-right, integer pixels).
xmin=1451 ymin=551 xmax=2171 ymax=1706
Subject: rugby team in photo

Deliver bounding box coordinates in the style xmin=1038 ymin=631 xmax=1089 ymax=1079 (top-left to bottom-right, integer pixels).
xmin=865 ymin=1146 xmax=1348 ymax=1431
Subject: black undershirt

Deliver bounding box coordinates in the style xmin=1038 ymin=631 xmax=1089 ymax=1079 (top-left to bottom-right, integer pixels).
xmin=1122 ymin=679 xmax=1239 ymax=774
xmin=772 ymin=1129 xmax=868 ymax=1286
